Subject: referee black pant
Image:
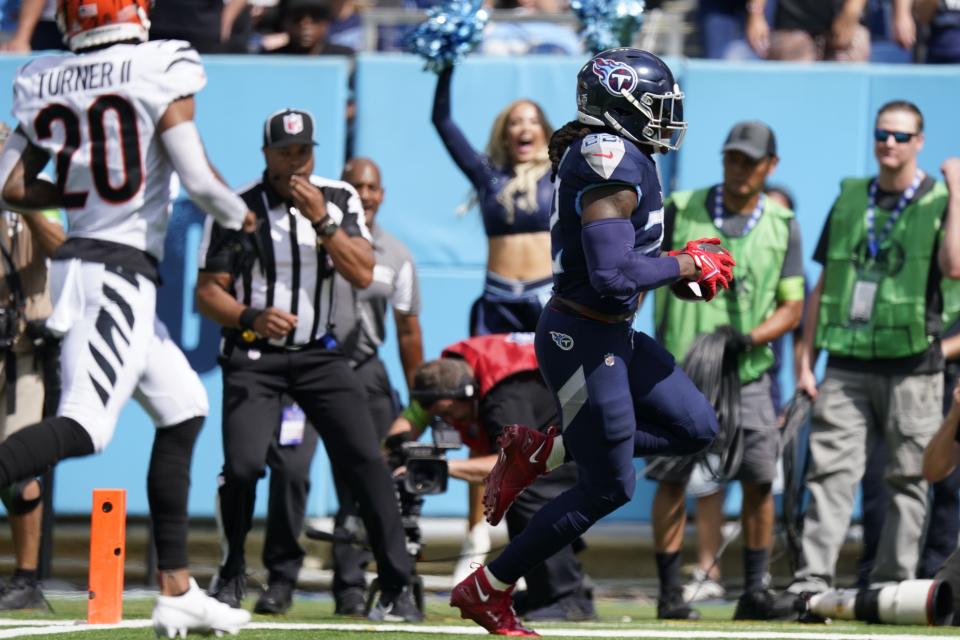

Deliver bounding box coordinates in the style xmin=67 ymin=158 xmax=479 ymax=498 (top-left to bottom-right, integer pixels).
xmin=216 ymin=343 xmax=412 ymax=591
xmin=331 ymin=356 xmax=399 ymax=596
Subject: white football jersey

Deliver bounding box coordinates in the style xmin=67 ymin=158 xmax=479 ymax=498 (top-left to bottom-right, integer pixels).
xmin=12 ymin=40 xmax=206 ymax=260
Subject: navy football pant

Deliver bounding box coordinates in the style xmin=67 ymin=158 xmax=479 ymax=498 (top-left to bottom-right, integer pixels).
xmin=488 ymin=307 xmax=717 ymax=584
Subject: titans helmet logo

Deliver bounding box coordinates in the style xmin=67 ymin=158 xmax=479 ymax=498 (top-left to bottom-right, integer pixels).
xmin=592 ymin=58 xmax=638 ymax=97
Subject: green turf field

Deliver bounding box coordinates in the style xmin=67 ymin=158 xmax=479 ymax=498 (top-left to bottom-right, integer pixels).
xmin=0 ymin=596 xmax=957 ymax=640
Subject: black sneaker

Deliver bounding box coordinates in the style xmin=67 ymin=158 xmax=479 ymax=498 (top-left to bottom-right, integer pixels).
xmin=334 ymin=588 xmax=367 ymax=616
xmin=208 ymin=573 xmax=246 ymax=609
xmin=254 ymin=581 xmax=293 ymax=615
xmin=523 ymin=589 xmax=598 ymax=622
xmin=733 ymin=589 xmax=801 ymax=621
xmin=0 ymin=576 xmax=45 ymax=610
xmin=658 ymin=587 xmax=700 ymax=620
xmin=367 ymin=586 xmax=422 ymax=623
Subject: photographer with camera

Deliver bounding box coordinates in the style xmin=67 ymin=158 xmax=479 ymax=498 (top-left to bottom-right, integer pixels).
xmin=0 ymin=121 xmax=65 ymax=610
xmin=387 ymin=332 xmax=595 ymax=622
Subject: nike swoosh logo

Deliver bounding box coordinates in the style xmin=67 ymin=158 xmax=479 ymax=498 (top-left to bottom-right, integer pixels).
xmin=591 ymin=152 xmax=614 ymax=159
xmin=529 ymin=442 xmax=546 ymax=464
xmin=475 ymin=577 xmax=490 ymax=602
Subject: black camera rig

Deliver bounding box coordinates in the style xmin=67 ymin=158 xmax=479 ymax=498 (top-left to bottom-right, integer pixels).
xmin=306 ymin=420 xmax=462 ymax=615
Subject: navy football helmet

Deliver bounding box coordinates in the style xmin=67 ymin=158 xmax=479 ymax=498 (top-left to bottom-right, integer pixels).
xmin=576 ymin=48 xmax=686 ymax=152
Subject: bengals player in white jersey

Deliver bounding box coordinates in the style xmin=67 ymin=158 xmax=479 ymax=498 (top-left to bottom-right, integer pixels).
xmin=0 ymin=0 xmax=254 ymax=635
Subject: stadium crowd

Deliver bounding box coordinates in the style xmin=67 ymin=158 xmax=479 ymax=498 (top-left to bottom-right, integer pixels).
xmin=0 ymin=0 xmax=958 ymax=637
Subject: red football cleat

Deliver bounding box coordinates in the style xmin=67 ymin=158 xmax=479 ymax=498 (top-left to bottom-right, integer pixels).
xmin=483 ymin=424 xmax=557 ymax=526
xmin=450 ymin=565 xmax=539 ymax=637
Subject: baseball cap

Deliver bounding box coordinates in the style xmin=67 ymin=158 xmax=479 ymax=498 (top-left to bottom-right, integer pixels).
xmin=263 ymin=108 xmax=317 ymax=149
xmin=722 ymin=121 xmax=777 ymax=160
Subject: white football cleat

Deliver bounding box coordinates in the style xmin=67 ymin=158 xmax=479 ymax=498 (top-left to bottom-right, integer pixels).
xmin=153 ymin=578 xmax=250 ymax=637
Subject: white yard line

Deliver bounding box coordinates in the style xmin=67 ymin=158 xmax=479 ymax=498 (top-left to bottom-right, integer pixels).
xmin=0 ymin=619 xmax=949 ymax=639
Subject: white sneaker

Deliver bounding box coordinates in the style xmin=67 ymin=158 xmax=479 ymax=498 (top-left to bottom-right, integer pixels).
xmin=153 ymin=578 xmax=251 ymax=638
xmin=682 ymin=569 xmax=726 ymax=603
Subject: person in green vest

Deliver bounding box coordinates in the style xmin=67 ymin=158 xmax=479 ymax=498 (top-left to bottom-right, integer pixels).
xmin=787 ymin=101 xmax=960 ymax=599
xmin=647 ymin=121 xmax=805 ymax=621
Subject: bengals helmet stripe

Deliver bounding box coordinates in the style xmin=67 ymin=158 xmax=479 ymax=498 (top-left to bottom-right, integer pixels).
xmin=57 ymin=0 xmax=152 ymax=52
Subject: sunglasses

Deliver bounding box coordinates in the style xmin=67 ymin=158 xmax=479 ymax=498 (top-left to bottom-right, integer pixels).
xmin=874 ymin=128 xmax=919 ymax=143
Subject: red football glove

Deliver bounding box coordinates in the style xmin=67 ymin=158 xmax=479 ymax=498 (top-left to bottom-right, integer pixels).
xmin=669 ymin=237 xmax=736 ymax=302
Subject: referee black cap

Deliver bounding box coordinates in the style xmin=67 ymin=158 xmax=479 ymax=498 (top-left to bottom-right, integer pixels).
xmin=263 ymin=108 xmax=318 ymax=149
xmin=722 ymin=121 xmax=777 ymax=160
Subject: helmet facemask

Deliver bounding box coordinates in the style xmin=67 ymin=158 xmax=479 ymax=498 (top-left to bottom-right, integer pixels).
xmin=616 ymin=83 xmax=686 ymax=151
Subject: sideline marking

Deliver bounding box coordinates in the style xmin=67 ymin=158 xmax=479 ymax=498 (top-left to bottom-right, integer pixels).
xmin=0 ymin=619 xmax=949 ymax=640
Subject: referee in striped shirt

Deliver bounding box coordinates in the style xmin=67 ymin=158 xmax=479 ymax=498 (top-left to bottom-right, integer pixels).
xmin=195 ymin=108 xmax=418 ymax=621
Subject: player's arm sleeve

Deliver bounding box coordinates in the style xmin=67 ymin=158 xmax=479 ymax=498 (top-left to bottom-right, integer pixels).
xmin=777 ymin=217 xmax=805 ymax=302
xmin=160 ymin=122 xmax=246 ymax=230
xmin=582 ymin=217 xmax=681 ymax=295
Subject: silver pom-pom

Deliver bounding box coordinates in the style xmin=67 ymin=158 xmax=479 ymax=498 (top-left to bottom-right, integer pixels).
xmin=571 ymin=0 xmax=645 ymax=54
xmin=406 ymin=0 xmax=489 ymax=73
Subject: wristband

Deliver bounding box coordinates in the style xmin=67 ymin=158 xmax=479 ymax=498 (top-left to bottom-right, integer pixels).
xmin=239 ymin=307 xmax=262 ymax=331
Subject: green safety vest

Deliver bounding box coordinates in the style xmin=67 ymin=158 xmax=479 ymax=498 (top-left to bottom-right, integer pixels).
xmin=654 ymin=188 xmax=794 ymax=384
xmin=816 ymin=177 xmax=947 ymax=359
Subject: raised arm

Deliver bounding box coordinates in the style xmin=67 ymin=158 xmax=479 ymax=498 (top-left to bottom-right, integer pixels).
xmin=431 ymin=67 xmax=493 ymax=189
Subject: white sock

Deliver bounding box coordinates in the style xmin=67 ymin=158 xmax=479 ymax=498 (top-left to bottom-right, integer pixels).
xmin=545 ymin=434 xmax=565 ymax=471
xmin=484 ymin=566 xmax=512 ymax=591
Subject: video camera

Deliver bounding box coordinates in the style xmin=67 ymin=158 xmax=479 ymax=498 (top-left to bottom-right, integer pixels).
xmin=384 ymin=422 xmax=463 ymax=496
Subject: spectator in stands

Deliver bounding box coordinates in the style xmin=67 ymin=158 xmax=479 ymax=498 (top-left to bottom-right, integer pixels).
xmin=745 ymin=0 xmax=871 ymax=61
xmin=0 ymin=0 xmax=20 ymax=48
xmin=327 ymin=0 xmax=362 ymax=51
xmin=328 ymin=157 xmax=425 ymax=616
xmin=0 ymin=122 xmax=64 ymax=610
xmin=697 ymin=0 xmax=770 ymax=59
xmin=150 ymin=0 xmax=250 ymax=53
xmin=264 ymin=0 xmax=355 ymax=54
xmin=0 ymin=0 xmax=62 ymax=53
xmin=786 ymin=105 xmax=960 ymax=600
xmin=481 ymin=0 xmax=583 ymax=56
xmin=648 ymin=121 xmax=803 ymax=621
xmin=892 ymin=0 xmax=960 ymax=62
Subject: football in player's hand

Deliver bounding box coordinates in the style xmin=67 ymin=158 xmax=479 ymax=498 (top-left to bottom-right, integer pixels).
xmin=670 ymin=278 xmax=705 ymax=301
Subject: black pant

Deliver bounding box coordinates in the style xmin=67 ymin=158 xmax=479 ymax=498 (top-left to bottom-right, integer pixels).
xmin=507 ymin=462 xmax=586 ymax=610
xmin=331 ymin=356 xmax=399 ymax=595
xmin=260 ymin=403 xmax=318 ymax=585
xmin=217 ymin=344 xmax=411 ymax=590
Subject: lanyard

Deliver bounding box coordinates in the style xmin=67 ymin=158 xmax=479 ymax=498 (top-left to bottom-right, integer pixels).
xmin=866 ymin=169 xmax=923 ymax=259
xmin=714 ymin=186 xmax=764 ymax=238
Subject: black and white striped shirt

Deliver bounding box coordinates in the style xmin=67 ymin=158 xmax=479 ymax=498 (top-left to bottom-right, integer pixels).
xmin=199 ymin=172 xmax=371 ymax=348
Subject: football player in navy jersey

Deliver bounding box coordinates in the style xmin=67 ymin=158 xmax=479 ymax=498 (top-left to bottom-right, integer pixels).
xmin=449 ymin=48 xmax=735 ymax=636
